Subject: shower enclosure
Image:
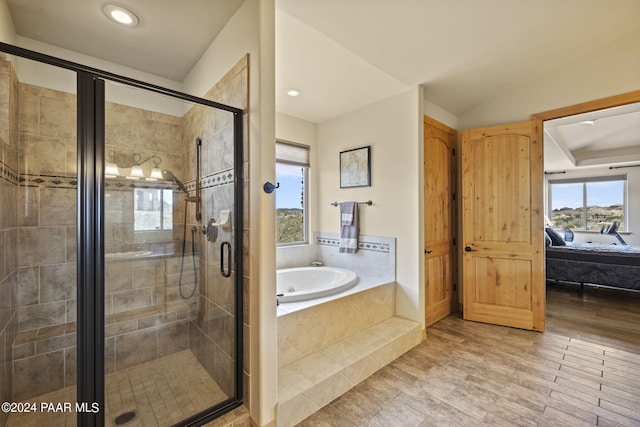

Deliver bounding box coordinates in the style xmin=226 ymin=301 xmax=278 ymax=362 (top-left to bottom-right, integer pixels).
xmin=0 ymin=43 xmax=244 ymax=427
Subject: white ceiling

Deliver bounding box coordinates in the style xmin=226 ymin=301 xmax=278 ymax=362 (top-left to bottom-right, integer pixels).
xmin=276 ymin=0 xmax=640 ymax=122
xmin=543 ymin=103 xmax=640 ymax=172
xmin=6 ymin=0 xmax=244 ymax=81
xmin=4 ymin=0 xmax=640 ymax=170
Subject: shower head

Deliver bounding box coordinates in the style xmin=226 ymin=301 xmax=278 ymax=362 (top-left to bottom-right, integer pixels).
xmin=161 ymin=169 xmax=189 ymax=194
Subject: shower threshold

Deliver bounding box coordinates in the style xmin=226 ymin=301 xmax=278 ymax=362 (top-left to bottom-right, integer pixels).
xmin=5 ymin=350 xmax=227 ymax=427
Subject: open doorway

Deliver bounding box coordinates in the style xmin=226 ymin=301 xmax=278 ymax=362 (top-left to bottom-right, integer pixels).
xmin=533 ymin=91 xmax=640 ymax=351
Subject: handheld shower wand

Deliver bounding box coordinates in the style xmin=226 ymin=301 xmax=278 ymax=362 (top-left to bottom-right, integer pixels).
xmin=162 ymin=168 xmax=200 ymax=300
xmin=162 ymin=169 xmax=200 ymax=203
xmin=161 ymin=169 xmax=187 ymax=193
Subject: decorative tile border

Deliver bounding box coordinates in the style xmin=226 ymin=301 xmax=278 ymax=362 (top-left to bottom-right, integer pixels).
xmin=185 ymin=167 xmax=234 ymax=191
xmin=105 ymin=177 xmax=172 ymax=191
xmin=315 ymin=236 xmax=390 ymax=253
xmin=19 ymin=173 xmax=76 ymax=189
xmin=17 ymin=174 xmax=180 ymax=191
xmin=0 ymin=159 xmax=19 ymax=185
xmin=11 ymin=169 xmax=235 ymax=192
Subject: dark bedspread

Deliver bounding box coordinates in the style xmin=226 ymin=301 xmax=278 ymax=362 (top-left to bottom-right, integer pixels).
xmin=546 ymin=242 xmax=640 ymax=291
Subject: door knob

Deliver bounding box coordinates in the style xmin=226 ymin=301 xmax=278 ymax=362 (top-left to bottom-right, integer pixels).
xmin=465 ymin=246 xmax=473 ymax=252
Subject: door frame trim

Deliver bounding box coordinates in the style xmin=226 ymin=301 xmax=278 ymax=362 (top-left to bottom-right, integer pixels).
xmin=531 ymin=90 xmax=640 ymax=121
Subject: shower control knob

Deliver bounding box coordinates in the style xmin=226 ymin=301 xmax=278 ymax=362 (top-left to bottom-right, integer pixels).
xmin=206 ymin=219 xmax=219 ymax=242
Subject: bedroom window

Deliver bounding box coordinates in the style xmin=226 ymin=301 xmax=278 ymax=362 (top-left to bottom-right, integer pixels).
xmin=548 ymin=176 xmax=626 ymax=231
xmin=276 ymin=140 xmax=310 ymax=245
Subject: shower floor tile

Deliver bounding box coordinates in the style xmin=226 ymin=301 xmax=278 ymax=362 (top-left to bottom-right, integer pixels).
xmin=6 ymin=350 xmax=227 ymax=427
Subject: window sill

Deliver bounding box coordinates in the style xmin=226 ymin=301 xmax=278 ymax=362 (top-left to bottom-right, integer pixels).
xmin=277 ymin=242 xmax=311 ymax=248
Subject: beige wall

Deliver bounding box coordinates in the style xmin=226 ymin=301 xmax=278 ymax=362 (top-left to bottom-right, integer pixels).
xmin=457 ymin=28 xmax=640 ymax=130
xmin=0 ymin=0 xmax=15 ymax=45
xmin=422 ymin=98 xmax=457 ymax=130
xmin=317 ymin=87 xmax=423 ymax=323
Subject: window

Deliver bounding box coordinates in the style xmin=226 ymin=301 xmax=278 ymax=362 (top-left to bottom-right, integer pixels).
xmin=276 ymin=140 xmax=310 ymax=245
xmin=549 ymin=176 xmax=626 ymax=231
xmin=134 ymin=188 xmax=173 ymax=231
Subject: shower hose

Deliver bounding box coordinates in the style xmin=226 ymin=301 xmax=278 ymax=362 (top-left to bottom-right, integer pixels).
xmin=178 ymin=201 xmax=197 ymax=299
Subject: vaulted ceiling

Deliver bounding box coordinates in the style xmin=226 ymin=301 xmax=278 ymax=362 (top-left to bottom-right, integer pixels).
xmin=4 ymin=0 xmax=640 ymax=170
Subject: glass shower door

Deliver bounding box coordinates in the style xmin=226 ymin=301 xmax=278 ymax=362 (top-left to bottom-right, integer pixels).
xmin=102 ymin=80 xmax=240 ymax=426
xmin=1 ymin=53 xmax=78 ymax=427
xmin=1 ymin=42 xmax=243 ymax=427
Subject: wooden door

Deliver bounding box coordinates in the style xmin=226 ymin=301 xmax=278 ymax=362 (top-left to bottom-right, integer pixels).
xmin=424 ymin=116 xmax=457 ymax=327
xmin=461 ymin=120 xmax=545 ymax=331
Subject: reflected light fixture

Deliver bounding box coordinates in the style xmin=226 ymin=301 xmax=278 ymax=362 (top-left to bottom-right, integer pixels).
xmin=102 ymin=3 xmax=140 ymax=27
xmin=579 ymin=120 xmax=595 ymax=126
xmin=105 ymin=162 xmax=120 ymax=178
xmin=147 ymin=157 xmax=164 ymax=181
xmin=108 ymin=152 xmax=163 ymax=180
xmin=127 ymin=165 xmax=144 ymax=180
xmin=287 ymin=88 xmax=301 ymax=97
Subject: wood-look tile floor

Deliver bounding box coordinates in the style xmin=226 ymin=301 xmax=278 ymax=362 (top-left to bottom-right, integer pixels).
xmin=6 ymin=350 xmax=227 ymax=427
xmin=299 ymin=285 xmax=640 ymax=426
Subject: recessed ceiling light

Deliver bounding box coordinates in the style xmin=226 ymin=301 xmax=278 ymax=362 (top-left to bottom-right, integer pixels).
xmin=287 ymin=88 xmax=301 ymax=97
xmin=102 ymin=3 xmax=140 ymax=27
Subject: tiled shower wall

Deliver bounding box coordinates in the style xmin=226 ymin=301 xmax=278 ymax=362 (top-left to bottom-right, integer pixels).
xmin=11 ymin=80 xmax=196 ymax=402
xmin=184 ymin=55 xmax=249 ymax=400
xmin=16 ymin=82 xmax=77 ymax=332
xmin=104 ymin=101 xmax=185 ymax=251
xmin=16 ymin=84 xmax=191 ymax=331
xmin=0 ymin=56 xmax=19 ymax=427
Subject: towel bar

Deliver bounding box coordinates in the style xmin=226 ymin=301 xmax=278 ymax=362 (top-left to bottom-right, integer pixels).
xmin=331 ymin=200 xmax=372 ymax=207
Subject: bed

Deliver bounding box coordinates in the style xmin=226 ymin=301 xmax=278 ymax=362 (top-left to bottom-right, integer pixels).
xmin=545 ymin=232 xmax=640 ymax=291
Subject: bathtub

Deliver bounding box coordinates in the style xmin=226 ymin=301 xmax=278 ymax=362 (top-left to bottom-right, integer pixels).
xmin=276 ymin=267 xmax=357 ymax=303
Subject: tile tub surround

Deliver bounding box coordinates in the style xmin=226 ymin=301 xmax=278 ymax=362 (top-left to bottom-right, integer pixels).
xmin=275 ymin=239 xmax=420 ymax=427
xmin=276 ymin=233 xmax=396 ymax=281
xmin=278 ymin=282 xmax=396 ymax=368
xmin=277 ymin=316 xmax=422 ymax=427
xmin=276 ymin=233 xmax=396 ymax=316
xmin=277 ymin=275 xmax=394 ymax=317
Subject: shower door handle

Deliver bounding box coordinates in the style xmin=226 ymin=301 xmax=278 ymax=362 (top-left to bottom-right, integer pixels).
xmin=221 ymin=241 xmax=232 ymax=278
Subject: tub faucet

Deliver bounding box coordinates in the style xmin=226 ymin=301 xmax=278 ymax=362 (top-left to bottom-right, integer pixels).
xmin=311 ymin=261 xmax=323 ymax=267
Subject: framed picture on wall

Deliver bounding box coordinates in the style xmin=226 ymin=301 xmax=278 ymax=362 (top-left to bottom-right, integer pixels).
xmin=340 ymin=146 xmax=371 ymax=188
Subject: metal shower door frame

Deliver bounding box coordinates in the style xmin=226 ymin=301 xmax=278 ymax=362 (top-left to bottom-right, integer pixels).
xmin=0 ymin=41 xmax=245 ymax=427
